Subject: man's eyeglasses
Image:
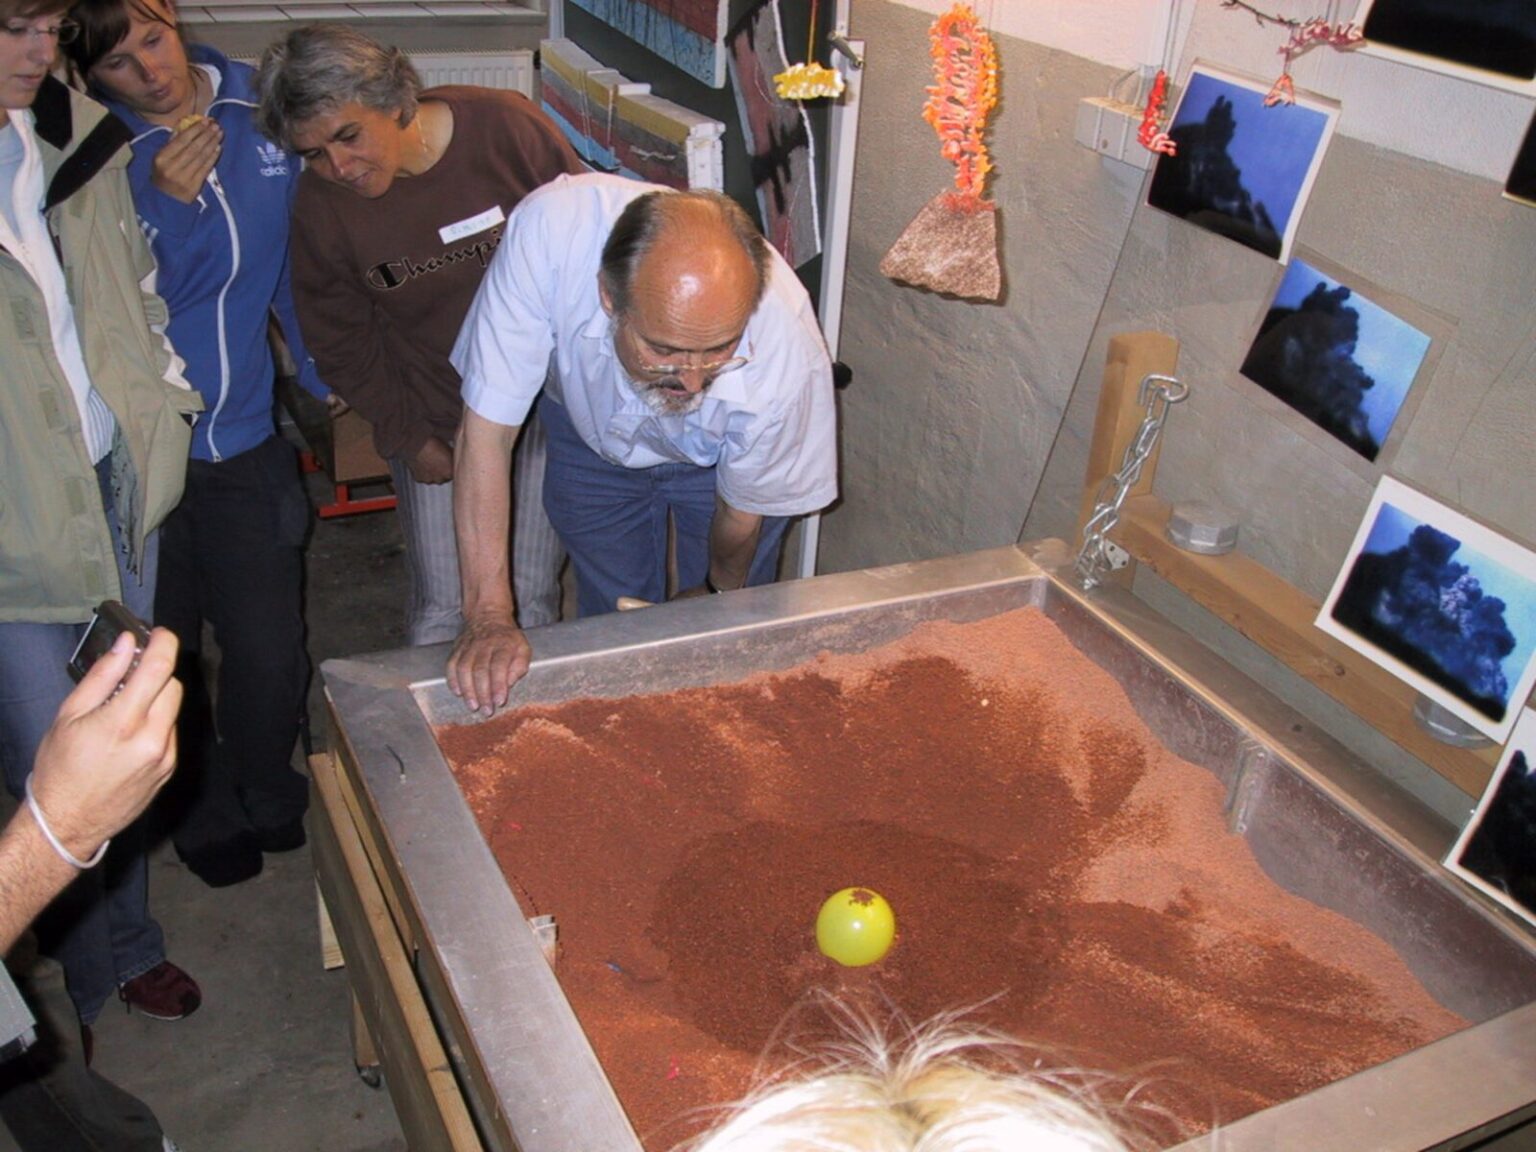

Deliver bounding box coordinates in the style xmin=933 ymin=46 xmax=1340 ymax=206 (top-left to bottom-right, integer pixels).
xmin=3 ymin=18 xmax=80 ymax=44
xmin=634 ymin=354 xmax=750 ymax=379
xmin=620 ymin=319 xmax=750 ymax=380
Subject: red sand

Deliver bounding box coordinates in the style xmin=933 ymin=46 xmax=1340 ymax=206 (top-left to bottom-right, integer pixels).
xmin=437 ymin=607 xmax=1465 ymax=1148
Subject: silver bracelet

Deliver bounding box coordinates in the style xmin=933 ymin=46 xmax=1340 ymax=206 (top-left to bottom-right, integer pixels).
xmin=24 ymin=775 xmax=109 ymax=870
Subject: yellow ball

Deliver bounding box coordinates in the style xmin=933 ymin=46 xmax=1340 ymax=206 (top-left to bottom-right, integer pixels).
xmin=815 ymin=887 xmax=896 ymax=967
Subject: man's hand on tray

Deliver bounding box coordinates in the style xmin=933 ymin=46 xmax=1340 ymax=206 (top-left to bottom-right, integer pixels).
xmin=447 ymin=611 xmax=531 ymax=715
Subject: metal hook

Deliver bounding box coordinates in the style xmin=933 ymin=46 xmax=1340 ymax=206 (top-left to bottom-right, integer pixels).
xmin=1138 ymin=372 xmax=1189 ymax=406
xmin=828 ymin=30 xmax=864 ymax=70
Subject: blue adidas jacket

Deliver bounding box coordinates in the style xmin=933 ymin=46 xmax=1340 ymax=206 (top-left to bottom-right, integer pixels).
xmin=100 ymin=44 xmax=327 ymax=463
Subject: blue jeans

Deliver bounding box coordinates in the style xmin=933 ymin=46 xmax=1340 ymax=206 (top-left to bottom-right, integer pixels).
xmin=539 ymin=393 xmax=789 ymax=617
xmin=0 ymin=952 xmax=166 ymax=1150
xmin=0 ymin=462 xmax=166 ymax=1024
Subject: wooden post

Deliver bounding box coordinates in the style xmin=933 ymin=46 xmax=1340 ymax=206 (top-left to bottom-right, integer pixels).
xmin=352 ymin=991 xmax=382 ymax=1084
xmin=1077 ymin=332 xmax=1181 ymax=585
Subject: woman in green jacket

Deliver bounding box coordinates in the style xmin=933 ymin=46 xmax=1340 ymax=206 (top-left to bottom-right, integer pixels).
xmin=0 ymin=3 xmax=202 ymax=1041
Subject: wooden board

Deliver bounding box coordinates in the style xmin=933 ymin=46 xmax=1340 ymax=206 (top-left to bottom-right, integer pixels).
xmin=1077 ymin=332 xmax=1496 ymax=798
xmin=1111 ymin=496 xmax=1498 ymax=797
xmin=540 ymin=37 xmax=724 ymax=190
xmin=318 ymin=713 xmax=552 ymax=1152
xmin=309 ymin=752 xmax=482 ymax=1152
xmin=316 ymin=880 xmax=344 ymax=971
xmin=278 ymin=378 xmax=391 ymax=484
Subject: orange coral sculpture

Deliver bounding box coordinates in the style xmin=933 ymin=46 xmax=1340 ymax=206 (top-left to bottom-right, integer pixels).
xmin=880 ymin=3 xmax=1002 ymax=302
xmin=1138 ymin=69 xmax=1177 ymax=155
xmin=922 ymin=4 xmax=999 ymax=207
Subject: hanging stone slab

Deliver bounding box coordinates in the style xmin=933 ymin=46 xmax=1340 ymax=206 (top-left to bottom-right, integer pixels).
xmin=879 ymin=191 xmax=1002 ymax=302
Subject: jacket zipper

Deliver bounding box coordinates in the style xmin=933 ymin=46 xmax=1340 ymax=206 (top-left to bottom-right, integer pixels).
xmin=204 ymin=165 xmax=239 ymax=462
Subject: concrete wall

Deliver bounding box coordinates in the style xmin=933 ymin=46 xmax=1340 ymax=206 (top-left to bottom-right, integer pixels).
xmin=822 ymin=1 xmax=1536 ymax=822
xmin=878 ymin=0 xmax=1171 ymax=74
xmin=818 ymin=0 xmax=1143 ymax=568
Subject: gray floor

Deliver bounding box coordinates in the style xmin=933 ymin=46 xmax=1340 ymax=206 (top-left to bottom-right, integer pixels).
xmin=3 ymin=460 xmax=414 ymax=1152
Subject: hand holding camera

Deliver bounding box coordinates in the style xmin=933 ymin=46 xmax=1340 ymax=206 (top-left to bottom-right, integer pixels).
xmin=68 ymin=600 xmax=152 ymax=687
xmin=30 ymin=621 xmax=182 ymax=869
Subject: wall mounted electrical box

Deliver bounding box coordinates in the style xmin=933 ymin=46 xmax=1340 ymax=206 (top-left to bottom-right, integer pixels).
xmin=1075 ymin=96 xmax=1155 ymax=170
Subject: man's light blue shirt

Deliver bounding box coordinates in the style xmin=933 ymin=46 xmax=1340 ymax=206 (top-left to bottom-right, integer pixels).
xmin=451 ymin=173 xmax=837 ymax=518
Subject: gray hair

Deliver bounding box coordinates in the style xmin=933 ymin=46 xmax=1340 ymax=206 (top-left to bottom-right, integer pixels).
xmin=254 ymin=24 xmax=420 ymax=150
xmin=599 ymin=189 xmax=770 ymax=317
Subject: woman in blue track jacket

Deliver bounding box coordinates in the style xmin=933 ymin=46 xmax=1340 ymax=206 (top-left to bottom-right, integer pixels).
xmin=67 ymin=0 xmax=328 ymax=888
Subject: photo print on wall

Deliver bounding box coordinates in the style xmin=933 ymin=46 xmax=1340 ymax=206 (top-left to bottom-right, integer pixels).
xmin=1358 ymin=0 xmax=1536 ymax=95
xmin=1446 ymin=707 xmax=1536 ymax=928
xmin=1146 ymin=63 xmax=1338 ymax=261
xmin=1240 ymin=256 xmax=1435 ymax=463
xmin=1318 ymin=477 xmax=1536 ymax=745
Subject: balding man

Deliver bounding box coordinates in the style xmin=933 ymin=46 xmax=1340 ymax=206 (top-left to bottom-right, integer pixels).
xmin=447 ymin=173 xmax=837 ymax=711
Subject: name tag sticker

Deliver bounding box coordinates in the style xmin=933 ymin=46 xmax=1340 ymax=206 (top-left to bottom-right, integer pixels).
xmin=439 ymin=205 xmax=505 ymax=245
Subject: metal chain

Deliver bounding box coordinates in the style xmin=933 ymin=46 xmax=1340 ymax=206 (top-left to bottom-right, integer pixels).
xmin=1074 ymin=373 xmax=1189 ymax=590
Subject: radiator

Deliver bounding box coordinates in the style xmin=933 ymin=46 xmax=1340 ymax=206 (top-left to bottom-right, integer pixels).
xmin=409 ymin=49 xmax=533 ymax=96
xmin=227 ymin=48 xmax=533 ymax=98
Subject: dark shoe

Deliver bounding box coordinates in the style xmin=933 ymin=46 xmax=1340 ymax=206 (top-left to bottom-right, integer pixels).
xmin=178 ymin=831 xmax=263 ymax=888
xmin=119 ymin=962 xmax=201 ymax=1021
xmin=253 ymin=817 xmax=306 ymax=854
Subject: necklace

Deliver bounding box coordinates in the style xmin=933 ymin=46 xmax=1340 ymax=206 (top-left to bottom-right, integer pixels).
xmin=414 ymin=111 xmax=430 ymax=169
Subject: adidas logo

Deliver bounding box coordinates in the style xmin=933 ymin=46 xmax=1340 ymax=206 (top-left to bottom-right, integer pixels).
xmin=256 ymin=140 xmax=289 ymax=177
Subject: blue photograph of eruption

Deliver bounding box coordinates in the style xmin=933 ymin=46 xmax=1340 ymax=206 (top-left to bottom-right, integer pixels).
xmin=1448 ymin=709 xmax=1536 ymax=928
xmin=1242 ymin=259 xmax=1432 ymax=462
xmin=1147 ymin=66 xmax=1337 ymax=261
xmin=1319 ymin=478 xmax=1536 ymax=743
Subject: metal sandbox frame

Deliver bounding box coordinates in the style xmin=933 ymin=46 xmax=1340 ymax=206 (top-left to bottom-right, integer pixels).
xmin=317 ymin=543 xmax=1536 ymax=1152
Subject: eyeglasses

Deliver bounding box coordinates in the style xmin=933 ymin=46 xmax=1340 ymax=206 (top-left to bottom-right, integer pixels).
xmin=620 ymin=320 xmax=751 ymax=379
xmin=3 ymin=18 xmax=79 ymax=44
xmin=635 ymin=354 xmax=749 ymax=378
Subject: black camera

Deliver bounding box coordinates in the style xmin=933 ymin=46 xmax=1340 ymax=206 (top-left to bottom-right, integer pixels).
xmin=67 ymin=600 xmax=152 ymax=685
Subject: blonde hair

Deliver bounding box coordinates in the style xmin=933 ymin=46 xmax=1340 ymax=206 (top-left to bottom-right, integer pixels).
xmin=679 ymin=1005 xmax=1154 ymax=1152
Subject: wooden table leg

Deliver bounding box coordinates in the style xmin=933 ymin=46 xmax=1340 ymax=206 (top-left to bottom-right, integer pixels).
xmin=352 ymin=991 xmax=383 ymax=1088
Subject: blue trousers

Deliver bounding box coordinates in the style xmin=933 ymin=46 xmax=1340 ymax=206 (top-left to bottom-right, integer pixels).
xmin=0 ymin=462 xmax=166 ymax=1024
xmin=539 ymin=394 xmax=789 ymax=617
